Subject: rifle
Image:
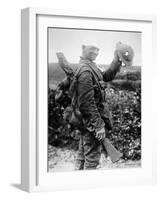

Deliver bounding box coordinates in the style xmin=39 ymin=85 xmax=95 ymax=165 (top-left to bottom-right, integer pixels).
xmin=56 ymin=52 xmax=74 ymax=79
xmin=102 ymin=137 xmax=122 ymax=163
xmin=56 ymin=52 xmax=123 ymax=163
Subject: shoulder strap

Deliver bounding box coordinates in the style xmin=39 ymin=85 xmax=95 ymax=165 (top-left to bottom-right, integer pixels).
xmin=85 ymin=63 xmax=104 ymax=99
xmin=71 ymin=63 xmax=104 ymax=108
xmin=69 ymin=65 xmax=82 ymax=95
xmin=70 ymin=64 xmax=83 ymax=108
xmin=74 ymin=64 xmax=83 ymax=77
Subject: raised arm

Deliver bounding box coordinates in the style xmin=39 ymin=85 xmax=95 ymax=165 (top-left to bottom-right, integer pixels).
xmin=103 ymin=51 xmax=122 ymax=82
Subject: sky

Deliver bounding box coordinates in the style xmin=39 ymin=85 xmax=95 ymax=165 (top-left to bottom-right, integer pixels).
xmin=48 ymin=28 xmax=141 ymax=66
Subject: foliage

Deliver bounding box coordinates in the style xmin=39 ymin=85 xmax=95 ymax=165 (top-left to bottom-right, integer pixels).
xmin=48 ymin=84 xmax=141 ymax=161
xmin=105 ymin=87 xmax=141 ymax=160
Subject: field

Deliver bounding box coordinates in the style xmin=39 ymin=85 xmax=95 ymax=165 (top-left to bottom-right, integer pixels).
xmin=48 ymin=62 xmax=141 ymax=171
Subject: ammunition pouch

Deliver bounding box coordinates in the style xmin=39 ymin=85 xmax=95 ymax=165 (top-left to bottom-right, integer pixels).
xmin=63 ymin=105 xmax=83 ymax=129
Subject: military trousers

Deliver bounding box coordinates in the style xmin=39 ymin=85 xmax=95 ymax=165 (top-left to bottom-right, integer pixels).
xmin=75 ymin=129 xmax=101 ymax=170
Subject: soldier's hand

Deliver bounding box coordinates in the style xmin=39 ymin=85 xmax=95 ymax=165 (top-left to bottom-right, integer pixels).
xmin=95 ymin=127 xmax=106 ymax=141
xmin=113 ymin=49 xmax=121 ymax=62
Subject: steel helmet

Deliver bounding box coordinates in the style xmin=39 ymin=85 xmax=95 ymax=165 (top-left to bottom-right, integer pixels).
xmin=116 ymin=42 xmax=134 ymax=66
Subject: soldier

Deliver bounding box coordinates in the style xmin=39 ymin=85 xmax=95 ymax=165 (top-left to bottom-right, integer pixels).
xmin=74 ymin=45 xmax=122 ymax=170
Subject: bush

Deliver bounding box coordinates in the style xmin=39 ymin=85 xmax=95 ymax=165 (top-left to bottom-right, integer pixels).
xmin=105 ymin=87 xmax=141 ymax=160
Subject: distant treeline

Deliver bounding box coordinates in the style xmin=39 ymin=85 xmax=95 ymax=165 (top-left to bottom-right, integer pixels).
xmin=48 ymin=63 xmax=141 ymax=91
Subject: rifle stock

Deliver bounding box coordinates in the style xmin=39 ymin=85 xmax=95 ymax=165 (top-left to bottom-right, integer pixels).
xmin=102 ymin=138 xmax=122 ymax=163
xmin=56 ymin=52 xmax=74 ymax=77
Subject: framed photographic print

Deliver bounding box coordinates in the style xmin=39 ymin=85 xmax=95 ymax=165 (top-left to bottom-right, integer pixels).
xmin=21 ymin=7 xmax=157 ymax=192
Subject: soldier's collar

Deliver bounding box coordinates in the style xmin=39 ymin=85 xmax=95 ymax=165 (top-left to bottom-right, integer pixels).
xmin=79 ymin=56 xmax=96 ymax=65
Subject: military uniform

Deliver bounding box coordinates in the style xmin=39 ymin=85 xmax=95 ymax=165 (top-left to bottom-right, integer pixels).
xmin=75 ymin=56 xmax=122 ymax=170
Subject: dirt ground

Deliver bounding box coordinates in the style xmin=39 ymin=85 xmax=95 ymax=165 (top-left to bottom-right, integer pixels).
xmin=48 ymin=145 xmax=141 ymax=172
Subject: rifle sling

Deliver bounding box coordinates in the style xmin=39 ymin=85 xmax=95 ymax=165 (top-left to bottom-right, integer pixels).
xmin=86 ymin=63 xmax=105 ymax=101
xmin=72 ymin=63 xmax=104 ymax=108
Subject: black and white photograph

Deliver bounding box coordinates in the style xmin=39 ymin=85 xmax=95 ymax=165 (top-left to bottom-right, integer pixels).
xmin=48 ymin=27 xmax=141 ymax=172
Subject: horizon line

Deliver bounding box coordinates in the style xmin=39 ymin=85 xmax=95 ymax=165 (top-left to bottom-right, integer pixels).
xmin=48 ymin=62 xmax=141 ymax=66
